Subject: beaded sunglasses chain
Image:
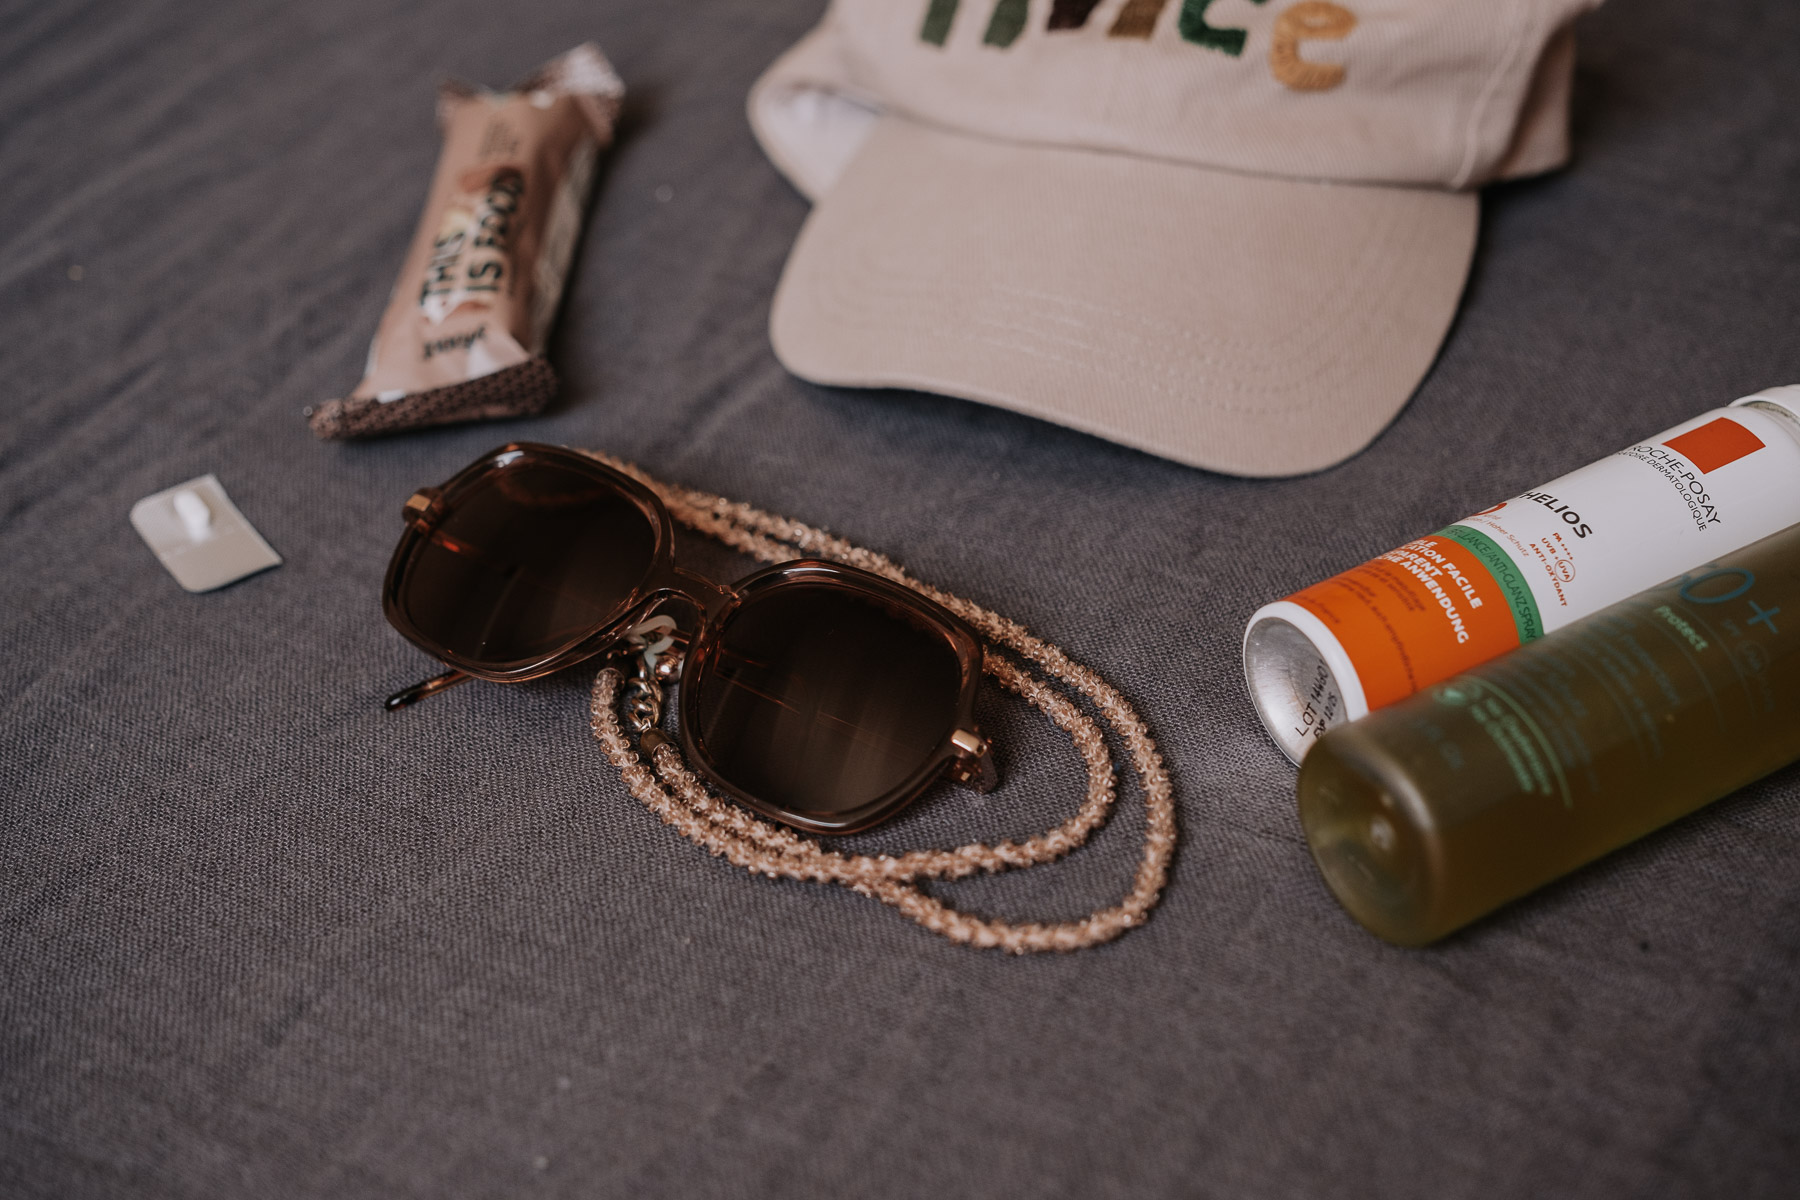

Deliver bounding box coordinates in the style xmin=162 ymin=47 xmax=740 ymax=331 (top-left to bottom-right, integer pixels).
xmin=584 ymin=453 xmax=1177 ymax=953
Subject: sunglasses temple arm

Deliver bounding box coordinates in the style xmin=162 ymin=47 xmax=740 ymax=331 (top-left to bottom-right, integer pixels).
xmin=384 ymin=668 xmax=472 ymax=712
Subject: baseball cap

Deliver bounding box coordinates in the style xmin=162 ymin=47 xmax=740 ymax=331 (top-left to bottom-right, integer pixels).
xmin=749 ymin=0 xmax=1597 ymax=476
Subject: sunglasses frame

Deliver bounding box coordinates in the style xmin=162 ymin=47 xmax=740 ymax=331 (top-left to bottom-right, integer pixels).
xmin=383 ymin=443 xmax=994 ymax=834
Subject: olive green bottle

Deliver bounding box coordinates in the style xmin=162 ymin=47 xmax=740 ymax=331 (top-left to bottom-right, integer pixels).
xmin=1298 ymin=521 xmax=1800 ymax=945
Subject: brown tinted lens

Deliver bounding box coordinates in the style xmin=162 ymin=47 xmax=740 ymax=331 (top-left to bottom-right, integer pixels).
xmin=691 ymin=583 xmax=963 ymax=817
xmin=399 ymin=457 xmax=657 ymax=665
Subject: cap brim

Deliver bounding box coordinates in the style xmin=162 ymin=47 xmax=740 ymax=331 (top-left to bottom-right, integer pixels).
xmin=770 ymin=117 xmax=1477 ymax=477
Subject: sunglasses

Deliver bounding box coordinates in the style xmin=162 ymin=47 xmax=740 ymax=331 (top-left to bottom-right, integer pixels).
xmin=381 ymin=443 xmax=998 ymax=835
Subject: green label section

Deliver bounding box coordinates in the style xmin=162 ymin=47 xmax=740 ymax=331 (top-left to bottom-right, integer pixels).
xmin=1438 ymin=524 xmax=1545 ymax=643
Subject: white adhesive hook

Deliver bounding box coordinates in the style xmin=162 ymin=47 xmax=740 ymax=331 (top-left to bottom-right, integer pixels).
xmin=172 ymin=489 xmax=213 ymax=541
xmin=130 ymin=474 xmax=281 ymax=593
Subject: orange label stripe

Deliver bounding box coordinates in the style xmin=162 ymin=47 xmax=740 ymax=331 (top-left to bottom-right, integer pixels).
xmin=1290 ymin=534 xmax=1523 ymax=710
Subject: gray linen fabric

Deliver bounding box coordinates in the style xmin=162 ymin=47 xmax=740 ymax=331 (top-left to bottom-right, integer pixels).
xmin=3 ymin=1 xmax=1798 ymax=1196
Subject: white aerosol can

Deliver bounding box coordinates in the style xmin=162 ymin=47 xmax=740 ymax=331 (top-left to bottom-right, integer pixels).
xmin=1244 ymin=386 xmax=1800 ymax=763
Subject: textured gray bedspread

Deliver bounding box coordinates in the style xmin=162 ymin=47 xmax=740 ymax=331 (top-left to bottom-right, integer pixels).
xmin=4 ymin=1 xmax=1797 ymax=1196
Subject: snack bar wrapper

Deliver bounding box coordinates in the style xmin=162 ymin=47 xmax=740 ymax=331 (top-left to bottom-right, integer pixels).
xmin=308 ymin=44 xmax=623 ymax=439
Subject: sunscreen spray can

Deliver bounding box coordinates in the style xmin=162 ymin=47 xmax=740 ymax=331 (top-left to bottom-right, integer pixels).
xmin=1244 ymin=386 xmax=1800 ymax=763
xmin=1297 ymin=519 xmax=1800 ymax=945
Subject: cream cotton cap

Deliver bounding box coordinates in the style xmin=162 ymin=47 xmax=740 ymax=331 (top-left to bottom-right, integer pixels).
xmin=750 ymin=0 xmax=1597 ymax=476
